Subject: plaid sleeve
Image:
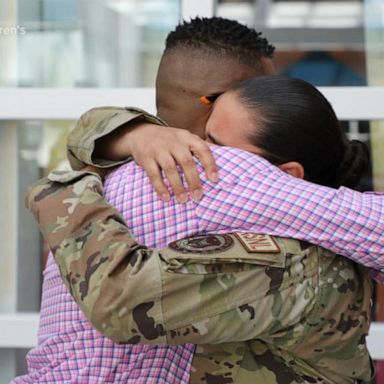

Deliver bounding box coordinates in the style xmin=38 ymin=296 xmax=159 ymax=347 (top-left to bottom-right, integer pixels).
xmin=196 ymin=146 xmax=384 ymax=280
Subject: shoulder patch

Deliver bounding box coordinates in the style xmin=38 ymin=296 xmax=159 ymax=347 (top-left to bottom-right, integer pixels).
xmin=168 ymin=234 xmax=234 ymax=254
xmin=234 ymin=233 xmax=280 ymax=254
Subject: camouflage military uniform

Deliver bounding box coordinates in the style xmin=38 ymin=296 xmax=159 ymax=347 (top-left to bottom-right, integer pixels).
xmin=66 ymin=107 xmax=166 ymax=170
xmin=26 ymin=171 xmax=374 ymax=383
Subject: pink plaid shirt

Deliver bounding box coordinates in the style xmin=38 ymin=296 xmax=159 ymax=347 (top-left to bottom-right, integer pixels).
xmin=13 ymin=146 xmax=384 ymax=383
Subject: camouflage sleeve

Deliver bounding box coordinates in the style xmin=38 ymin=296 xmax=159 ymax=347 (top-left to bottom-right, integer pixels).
xmin=67 ymin=107 xmax=166 ymax=170
xmin=26 ymin=171 xmax=318 ymax=345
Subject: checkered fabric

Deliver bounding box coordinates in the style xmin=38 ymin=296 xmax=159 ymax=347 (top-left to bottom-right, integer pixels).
xmin=104 ymin=146 xmax=384 ymax=279
xmin=13 ymin=254 xmax=194 ymax=384
xmin=13 ymin=145 xmax=384 ymax=383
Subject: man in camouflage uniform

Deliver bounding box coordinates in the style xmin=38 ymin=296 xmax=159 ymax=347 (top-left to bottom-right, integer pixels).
xmin=26 ymin=18 xmax=376 ymax=383
xmin=26 ymin=169 xmax=374 ymax=384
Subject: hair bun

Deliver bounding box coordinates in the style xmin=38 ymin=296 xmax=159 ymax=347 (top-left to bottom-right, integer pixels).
xmin=334 ymin=140 xmax=370 ymax=188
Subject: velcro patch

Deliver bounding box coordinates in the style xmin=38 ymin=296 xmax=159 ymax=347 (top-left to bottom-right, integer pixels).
xmin=168 ymin=234 xmax=234 ymax=254
xmin=234 ymin=233 xmax=280 ymax=253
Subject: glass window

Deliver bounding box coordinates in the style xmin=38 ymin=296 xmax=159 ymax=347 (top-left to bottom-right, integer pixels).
xmin=0 ymin=118 xmax=71 ymax=311
xmin=1 ymin=0 xmax=384 ymax=382
xmin=0 ymin=118 xmax=73 ymax=382
xmin=0 ymin=0 xmax=180 ymax=87
xmin=0 ymin=1 xmax=180 ymax=380
xmin=217 ymin=0 xmax=367 ymax=86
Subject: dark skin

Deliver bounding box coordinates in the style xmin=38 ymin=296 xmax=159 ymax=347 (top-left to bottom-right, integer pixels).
xmin=89 ymin=90 xmax=304 ymax=182
xmin=94 ymin=48 xmax=275 ymax=203
xmin=156 ymin=49 xmax=273 ymax=137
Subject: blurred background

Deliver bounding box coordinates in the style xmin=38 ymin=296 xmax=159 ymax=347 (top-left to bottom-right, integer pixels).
xmin=0 ymin=0 xmax=383 ymax=382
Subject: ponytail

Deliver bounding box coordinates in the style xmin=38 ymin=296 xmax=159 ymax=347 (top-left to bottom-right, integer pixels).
xmin=332 ymin=140 xmax=370 ymax=189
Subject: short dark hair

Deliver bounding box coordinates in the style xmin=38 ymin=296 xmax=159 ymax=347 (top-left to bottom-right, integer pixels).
xmin=230 ymin=76 xmax=369 ymax=189
xmin=164 ymin=17 xmax=275 ymax=69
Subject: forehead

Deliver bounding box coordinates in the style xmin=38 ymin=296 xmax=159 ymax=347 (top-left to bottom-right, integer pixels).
xmin=156 ymin=49 xmax=265 ymax=98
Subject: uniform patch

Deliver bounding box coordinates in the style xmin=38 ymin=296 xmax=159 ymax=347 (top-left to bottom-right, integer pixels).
xmin=169 ymin=234 xmax=234 ymax=254
xmin=234 ymin=233 xmax=280 ymax=253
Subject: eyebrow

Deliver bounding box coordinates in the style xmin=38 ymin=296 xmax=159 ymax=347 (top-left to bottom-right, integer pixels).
xmin=206 ymin=133 xmax=226 ymax=147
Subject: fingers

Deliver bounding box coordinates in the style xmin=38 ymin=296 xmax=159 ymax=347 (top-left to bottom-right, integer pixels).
xmin=171 ymin=148 xmax=203 ymax=202
xmin=190 ymin=141 xmax=218 ymax=183
xmin=144 ymin=161 xmax=171 ymax=202
xmin=142 ymin=155 xmax=189 ymax=204
xmin=130 ymin=125 xmax=219 ymax=203
xmin=143 ymin=151 xmax=203 ymax=204
xmin=159 ymin=154 xmax=189 ymax=203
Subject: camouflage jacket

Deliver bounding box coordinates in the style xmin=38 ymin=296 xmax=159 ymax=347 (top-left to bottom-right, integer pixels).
xmin=67 ymin=106 xmax=166 ymax=170
xmin=26 ymin=171 xmax=374 ymax=384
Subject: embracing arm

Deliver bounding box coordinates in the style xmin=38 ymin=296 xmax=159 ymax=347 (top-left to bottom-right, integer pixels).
xmin=68 ymin=107 xmax=218 ymax=202
xmin=26 ymin=171 xmax=317 ymax=344
xmin=67 ymin=107 xmax=166 ymax=170
xmin=195 ymin=148 xmax=384 ymax=279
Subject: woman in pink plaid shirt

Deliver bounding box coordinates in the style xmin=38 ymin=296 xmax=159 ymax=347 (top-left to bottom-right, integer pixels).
xmin=17 ymin=75 xmax=379 ymax=383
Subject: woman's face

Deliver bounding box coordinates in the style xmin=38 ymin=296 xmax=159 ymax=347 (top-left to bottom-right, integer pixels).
xmin=205 ymin=91 xmax=264 ymax=156
xmin=205 ymin=90 xmax=305 ymax=181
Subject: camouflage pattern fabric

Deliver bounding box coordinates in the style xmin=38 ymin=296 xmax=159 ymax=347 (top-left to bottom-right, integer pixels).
xmin=26 ymin=171 xmax=374 ymax=383
xmin=67 ymin=107 xmax=166 ymax=170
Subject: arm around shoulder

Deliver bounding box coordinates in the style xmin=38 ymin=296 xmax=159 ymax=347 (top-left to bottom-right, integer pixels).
xmin=25 ymin=171 xmax=317 ymax=345
xmin=67 ymin=106 xmax=166 ymax=170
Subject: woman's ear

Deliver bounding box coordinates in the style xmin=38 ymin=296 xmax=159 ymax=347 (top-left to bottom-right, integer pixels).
xmin=278 ymin=161 xmax=305 ymax=179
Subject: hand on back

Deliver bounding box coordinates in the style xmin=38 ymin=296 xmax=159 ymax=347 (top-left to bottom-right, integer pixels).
xmin=96 ymin=122 xmax=218 ymax=203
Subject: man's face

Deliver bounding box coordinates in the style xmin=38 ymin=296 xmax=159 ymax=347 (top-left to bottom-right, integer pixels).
xmin=156 ymin=49 xmax=275 ymax=138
